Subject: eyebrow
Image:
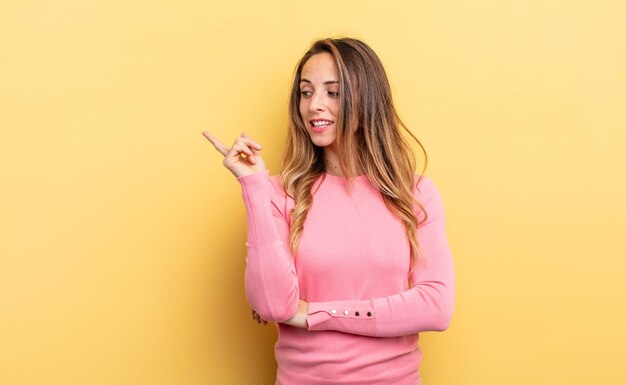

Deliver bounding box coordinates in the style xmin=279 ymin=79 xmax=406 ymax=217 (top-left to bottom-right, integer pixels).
xmin=300 ymin=78 xmax=339 ymax=85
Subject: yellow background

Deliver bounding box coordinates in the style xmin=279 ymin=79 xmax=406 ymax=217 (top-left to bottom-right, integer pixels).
xmin=1 ymin=1 xmax=625 ymax=384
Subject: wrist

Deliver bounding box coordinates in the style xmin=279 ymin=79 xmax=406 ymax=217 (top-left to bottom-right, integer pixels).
xmin=282 ymin=300 xmax=309 ymax=329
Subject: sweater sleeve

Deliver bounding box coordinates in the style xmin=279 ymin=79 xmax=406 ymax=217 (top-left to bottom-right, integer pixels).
xmin=237 ymin=170 xmax=300 ymax=322
xmin=306 ymin=176 xmax=455 ymax=337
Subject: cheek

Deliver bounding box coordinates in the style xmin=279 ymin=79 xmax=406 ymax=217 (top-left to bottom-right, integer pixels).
xmin=330 ymin=100 xmax=340 ymax=116
xmin=299 ymin=100 xmax=307 ymax=118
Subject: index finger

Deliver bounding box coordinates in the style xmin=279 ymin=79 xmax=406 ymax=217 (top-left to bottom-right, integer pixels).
xmin=202 ymin=131 xmax=229 ymax=156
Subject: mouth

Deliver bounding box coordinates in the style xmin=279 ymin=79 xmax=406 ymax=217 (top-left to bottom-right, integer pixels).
xmin=309 ymin=119 xmax=334 ymax=133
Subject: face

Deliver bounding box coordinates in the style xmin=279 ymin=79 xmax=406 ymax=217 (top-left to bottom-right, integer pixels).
xmin=298 ymin=52 xmax=340 ymax=151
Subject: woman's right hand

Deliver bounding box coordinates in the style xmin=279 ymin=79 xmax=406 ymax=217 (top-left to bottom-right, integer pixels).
xmin=202 ymin=131 xmax=266 ymax=178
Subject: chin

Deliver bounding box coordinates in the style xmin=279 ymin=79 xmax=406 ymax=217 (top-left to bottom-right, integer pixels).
xmin=311 ymin=139 xmax=334 ymax=148
xmin=308 ymin=134 xmax=336 ymax=148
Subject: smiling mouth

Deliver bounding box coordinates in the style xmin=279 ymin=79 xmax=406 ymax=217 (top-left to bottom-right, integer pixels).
xmin=310 ymin=120 xmax=333 ymax=128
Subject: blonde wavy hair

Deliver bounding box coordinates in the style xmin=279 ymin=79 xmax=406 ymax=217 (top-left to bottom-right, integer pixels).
xmin=279 ymin=38 xmax=429 ymax=282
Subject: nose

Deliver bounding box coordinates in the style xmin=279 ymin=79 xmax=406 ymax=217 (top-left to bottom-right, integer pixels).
xmin=309 ymin=92 xmax=325 ymax=112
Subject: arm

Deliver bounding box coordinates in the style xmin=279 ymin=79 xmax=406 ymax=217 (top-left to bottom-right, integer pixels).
xmin=202 ymin=131 xmax=300 ymax=323
xmin=305 ymin=177 xmax=455 ymax=337
xmin=237 ymin=170 xmax=300 ymax=322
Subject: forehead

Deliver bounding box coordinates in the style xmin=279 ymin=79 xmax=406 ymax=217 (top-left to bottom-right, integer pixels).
xmin=301 ymin=52 xmax=338 ymax=81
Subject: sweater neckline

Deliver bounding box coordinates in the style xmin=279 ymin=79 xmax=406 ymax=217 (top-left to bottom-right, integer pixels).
xmin=320 ymin=172 xmax=369 ymax=185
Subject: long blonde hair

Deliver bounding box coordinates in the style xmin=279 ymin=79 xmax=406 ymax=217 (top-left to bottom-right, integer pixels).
xmin=280 ymin=38 xmax=429 ymax=281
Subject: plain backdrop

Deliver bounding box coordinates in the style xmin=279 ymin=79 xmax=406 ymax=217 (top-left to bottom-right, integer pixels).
xmin=1 ymin=1 xmax=625 ymax=384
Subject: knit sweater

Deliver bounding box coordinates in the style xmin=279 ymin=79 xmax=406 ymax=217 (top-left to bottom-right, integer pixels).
xmin=237 ymin=170 xmax=455 ymax=385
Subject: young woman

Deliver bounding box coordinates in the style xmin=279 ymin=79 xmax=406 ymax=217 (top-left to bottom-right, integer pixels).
xmin=203 ymin=38 xmax=455 ymax=385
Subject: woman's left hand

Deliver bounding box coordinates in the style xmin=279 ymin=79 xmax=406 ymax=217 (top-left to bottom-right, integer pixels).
xmin=281 ymin=300 xmax=309 ymax=329
xmin=251 ymin=309 xmax=268 ymax=325
xmin=251 ymin=300 xmax=309 ymax=328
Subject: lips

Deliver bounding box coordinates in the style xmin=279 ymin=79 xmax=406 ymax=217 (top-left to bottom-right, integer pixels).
xmin=309 ymin=119 xmax=334 ymax=133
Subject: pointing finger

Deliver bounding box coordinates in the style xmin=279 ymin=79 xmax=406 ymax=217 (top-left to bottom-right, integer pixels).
xmin=202 ymin=131 xmax=230 ymax=156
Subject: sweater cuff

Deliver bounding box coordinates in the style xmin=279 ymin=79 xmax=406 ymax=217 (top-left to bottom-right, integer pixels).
xmin=306 ymin=300 xmax=377 ymax=334
xmin=236 ymin=169 xmax=270 ymax=186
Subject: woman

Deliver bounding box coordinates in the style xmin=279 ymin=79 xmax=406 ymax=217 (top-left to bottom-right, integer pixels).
xmin=203 ymin=38 xmax=454 ymax=385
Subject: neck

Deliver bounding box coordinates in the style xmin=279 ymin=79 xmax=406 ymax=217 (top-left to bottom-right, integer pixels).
xmin=323 ymin=145 xmax=363 ymax=177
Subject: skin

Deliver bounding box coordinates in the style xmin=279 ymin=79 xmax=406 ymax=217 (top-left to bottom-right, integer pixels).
xmin=298 ymin=52 xmax=343 ymax=176
xmin=202 ymin=52 xmax=347 ymax=328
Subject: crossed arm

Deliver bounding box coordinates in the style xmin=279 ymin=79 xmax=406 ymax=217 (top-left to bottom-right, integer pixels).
xmin=239 ymin=170 xmax=455 ymax=337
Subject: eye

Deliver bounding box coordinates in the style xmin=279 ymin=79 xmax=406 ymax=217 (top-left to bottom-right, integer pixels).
xmin=328 ymin=91 xmax=339 ymax=98
xmin=299 ymin=90 xmax=313 ymax=98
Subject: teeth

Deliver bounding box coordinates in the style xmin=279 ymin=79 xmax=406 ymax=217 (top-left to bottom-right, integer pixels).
xmin=312 ymin=121 xmax=332 ymax=127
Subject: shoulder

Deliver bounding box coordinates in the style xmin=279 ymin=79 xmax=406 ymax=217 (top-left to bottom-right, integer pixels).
xmin=412 ymin=173 xmax=446 ymax=224
xmin=412 ymin=173 xmax=441 ymax=203
xmin=268 ymin=174 xmax=288 ymax=197
xmin=268 ymin=173 xmax=293 ymax=219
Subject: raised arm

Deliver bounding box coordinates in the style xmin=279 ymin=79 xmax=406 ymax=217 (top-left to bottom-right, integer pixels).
xmin=202 ymin=131 xmax=300 ymax=323
xmin=237 ymin=170 xmax=300 ymax=322
xmin=305 ymin=176 xmax=455 ymax=337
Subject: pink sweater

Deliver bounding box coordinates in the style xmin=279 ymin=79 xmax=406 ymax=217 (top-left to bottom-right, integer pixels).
xmin=237 ymin=170 xmax=455 ymax=385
